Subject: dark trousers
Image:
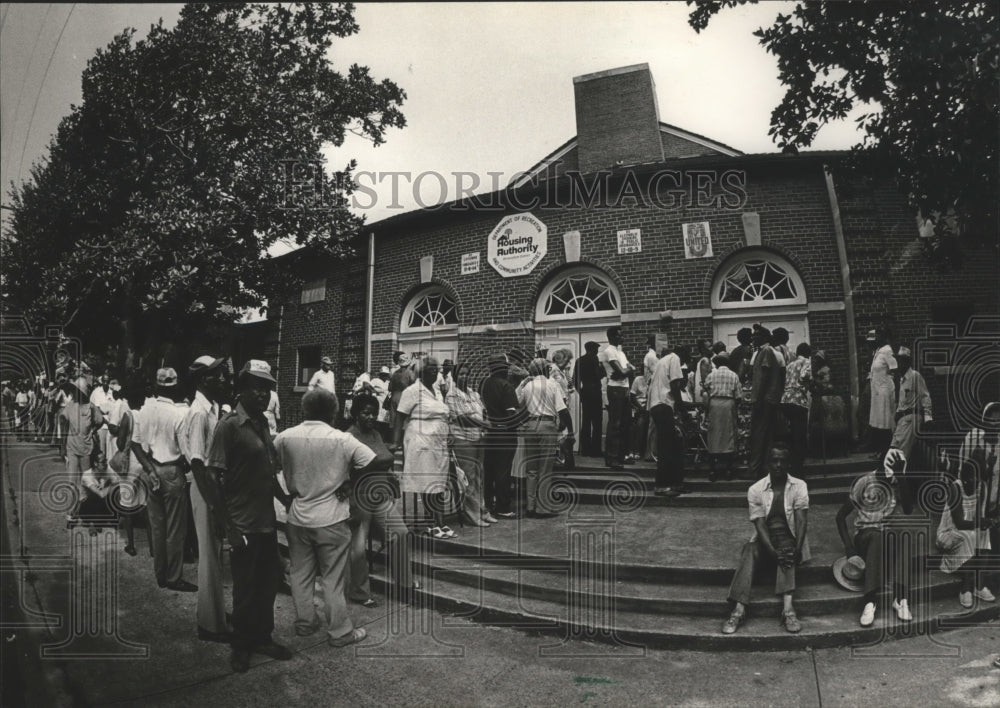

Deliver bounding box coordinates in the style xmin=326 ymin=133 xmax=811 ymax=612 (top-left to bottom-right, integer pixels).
xmin=783 ymin=403 xmax=809 ymax=476
xmin=870 ymin=427 xmax=893 ymax=460
xmin=855 ymin=527 xmax=910 ymax=602
xmin=146 ymin=463 xmax=189 ymax=586
xmin=605 ymin=387 xmax=630 ymax=464
xmin=727 ymin=541 xmax=796 ymax=606
xmin=579 ymin=386 xmax=603 ymax=456
xmin=650 ymin=404 xmax=684 ymax=488
xmin=230 ymin=531 xmax=282 ymax=650
xmin=630 ymin=409 xmax=649 ymax=459
xmin=483 ymin=431 xmax=516 ymax=514
xmin=748 ymin=400 xmax=778 ymax=477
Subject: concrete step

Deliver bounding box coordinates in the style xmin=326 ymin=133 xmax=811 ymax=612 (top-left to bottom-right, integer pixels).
xmin=566 ymin=485 xmax=846 ymax=508
xmin=558 ymin=471 xmax=861 ymax=493
xmin=568 ymin=454 xmax=874 ymax=476
xmin=392 ymin=554 xmax=966 ymax=617
xmin=369 ymin=567 xmax=1000 ymax=652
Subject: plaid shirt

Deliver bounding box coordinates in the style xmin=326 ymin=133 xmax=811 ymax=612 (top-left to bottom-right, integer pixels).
xmin=704 ymin=365 xmax=740 ymax=399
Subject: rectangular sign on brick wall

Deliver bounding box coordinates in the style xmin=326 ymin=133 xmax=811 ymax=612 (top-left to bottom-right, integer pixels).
xmin=617 ymin=228 xmax=642 ymax=254
xmin=461 ymin=251 xmax=480 ymax=275
xmin=682 ymin=221 xmax=713 ymax=259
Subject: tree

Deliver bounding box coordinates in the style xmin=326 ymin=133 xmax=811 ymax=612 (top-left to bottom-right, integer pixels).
xmin=1 ymin=3 xmax=405 ymax=367
xmin=688 ymin=1 xmax=998 ymax=265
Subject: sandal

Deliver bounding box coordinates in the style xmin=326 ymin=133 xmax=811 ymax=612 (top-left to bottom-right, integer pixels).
xmin=440 ymin=526 xmax=457 ymax=539
xmin=328 ymin=627 xmax=367 ymax=648
xmin=360 ymin=598 xmax=379 ymax=609
xmin=426 ymin=526 xmax=446 ymax=539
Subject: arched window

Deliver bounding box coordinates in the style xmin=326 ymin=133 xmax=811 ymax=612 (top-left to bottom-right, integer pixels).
xmin=535 ymin=267 xmax=621 ymax=322
xmin=401 ymin=287 xmax=459 ymax=332
xmin=711 ymin=252 xmax=806 ymax=310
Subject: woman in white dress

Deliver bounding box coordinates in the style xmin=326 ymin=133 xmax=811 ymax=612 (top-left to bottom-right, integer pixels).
xmin=392 ymin=356 xmax=455 ymax=539
xmin=868 ymin=328 xmax=897 ymax=459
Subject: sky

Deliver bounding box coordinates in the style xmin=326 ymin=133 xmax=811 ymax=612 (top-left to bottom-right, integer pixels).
xmin=0 ymin=2 xmax=866 ymax=245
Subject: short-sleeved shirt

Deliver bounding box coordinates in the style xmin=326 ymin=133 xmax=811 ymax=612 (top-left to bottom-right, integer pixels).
xmin=274 ymin=421 xmax=375 ymax=528
xmin=850 ymin=471 xmax=899 ymax=530
xmin=643 ymin=349 xmax=659 ymax=383
xmin=747 ymin=474 xmax=811 ymax=561
xmin=782 ymin=356 xmax=812 ymax=409
xmin=630 ymin=375 xmax=648 ymax=408
xmin=206 ymin=403 xmax=280 ymax=534
xmin=64 ymin=401 xmax=104 ymax=456
xmin=599 ymin=344 xmax=631 ymax=388
xmin=647 ymin=352 xmax=684 ymax=410
xmin=308 ymin=369 xmax=336 ymax=393
xmin=132 ymin=396 xmax=187 ymax=463
xmin=704 ymin=365 xmax=740 ymax=399
xmin=518 ymin=376 xmax=568 ymax=418
xmin=481 ymin=373 xmax=520 ymax=432
xmin=180 ymin=390 xmax=219 ymax=464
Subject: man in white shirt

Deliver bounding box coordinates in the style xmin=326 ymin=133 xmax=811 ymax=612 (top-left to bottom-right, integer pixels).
xmin=90 ymin=375 xmax=115 ymax=458
xmin=598 ymin=326 xmax=634 ymax=470
xmin=308 ymin=356 xmax=337 ymax=393
xmin=131 ymin=367 xmax=197 ymax=592
xmin=648 ymin=345 xmax=687 ymax=496
xmin=274 ymin=388 xmax=376 ymax=647
xmin=264 ymin=390 xmax=281 ymax=435
xmin=181 ymin=355 xmax=230 ymax=642
xmin=516 ymin=359 xmax=574 ymax=517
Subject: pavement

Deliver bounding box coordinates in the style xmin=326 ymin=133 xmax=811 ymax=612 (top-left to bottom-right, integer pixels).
xmin=2 ymin=441 xmax=999 ymax=707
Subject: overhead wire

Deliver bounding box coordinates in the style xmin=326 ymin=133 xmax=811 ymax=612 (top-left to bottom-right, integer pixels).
xmin=1 ymin=4 xmax=51 ymax=185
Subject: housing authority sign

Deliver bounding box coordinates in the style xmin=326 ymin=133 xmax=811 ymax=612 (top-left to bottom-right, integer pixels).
xmin=488 ymin=213 xmax=547 ymax=278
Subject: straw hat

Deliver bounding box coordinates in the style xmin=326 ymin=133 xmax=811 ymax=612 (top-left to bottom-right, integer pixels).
xmin=832 ymin=555 xmax=866 ymax=593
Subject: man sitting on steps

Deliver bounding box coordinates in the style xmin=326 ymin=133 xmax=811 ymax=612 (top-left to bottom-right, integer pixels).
xmin=722 ymin=444 xmax=810 ymax=635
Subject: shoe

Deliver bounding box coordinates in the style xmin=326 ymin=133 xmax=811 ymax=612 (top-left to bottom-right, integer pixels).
xmin=974 ymin=587 xmax=996 ymax=602
xmin=892 ymin=598 xmax=912 ymax=622
xmin=255 ymin=641 xmax=293 ymax=660
xmin=860 ymin=602 xmax=876 ymax=627
xmin=426 ymin=526 xmax=446 ymax=539
xmin=463 ymin=513 xmax=488 ymax=528
xmin=959 ymin=591 xmax=974 ymax=608
xmin=329 ymin=627 xmax=367 ymax=648
xmin=495 ymin=511 xmax=517 ymax=519
xmin=157 ymin=579 xmax=168 ymax=589
xmin=721 ymin=611 xmax=744 ymax=634
xmin=295 ymin=622 xmax=321 ymax=637
xmin=198 ymin=627 xmax=233 ymax=643
xmin=359 ymin=597 xmax=379 ymax=609
xmin=483 ymin=513 xmax=498 ymax=524
xmin=439 ymin=526 xmax=457 ymax=539
xmin=662 ymin=487 xmax=681 ymax=497
xmin=781 ymin=610 xmax=802 ymax=634
xmin=123 ymin=545 xmax=137 ymax=556
xmin=230 ymin=647 xmax=251 ymax=673
xmin=166 ymin=579 xmax=198 ymax=592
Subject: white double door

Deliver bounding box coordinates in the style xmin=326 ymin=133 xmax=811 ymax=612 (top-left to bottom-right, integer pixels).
xmin=396 ymin=336 xmax=459 ymax=367
xmin=713 ymin=311 xmax=810 ymax=353
xmin=536 ymin=321 xmax=617 ymax=454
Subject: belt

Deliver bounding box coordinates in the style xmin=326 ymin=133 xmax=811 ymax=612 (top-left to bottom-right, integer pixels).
xmin=895 ymin=408 xmax=915 ymax=422
xmin=151 ymin=457 xmax=184 ymax=467
xmin=527 ymin=415 xmax=556 ymax=422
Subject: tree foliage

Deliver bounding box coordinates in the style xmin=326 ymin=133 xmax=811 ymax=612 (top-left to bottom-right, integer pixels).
xmin=689 ymin=0 xmax=998 ymax=265
xmin=1 ymin=2 xmax=405 ymax=364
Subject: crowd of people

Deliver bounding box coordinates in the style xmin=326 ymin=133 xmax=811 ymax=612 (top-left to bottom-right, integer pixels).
xmin=1 ymin=321 xmax=996 ymax=665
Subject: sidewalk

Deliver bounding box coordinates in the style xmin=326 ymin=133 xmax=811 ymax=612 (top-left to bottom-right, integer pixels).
xmin=2 ymin=441 xmax=998 ymax=707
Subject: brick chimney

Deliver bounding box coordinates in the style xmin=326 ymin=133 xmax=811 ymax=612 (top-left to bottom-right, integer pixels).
xmin=574 ymin=63 xmax=664 ymax=174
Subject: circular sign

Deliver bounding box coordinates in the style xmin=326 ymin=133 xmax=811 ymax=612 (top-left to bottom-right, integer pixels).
xmin=487 ymin=213 xmax=547 ymax=278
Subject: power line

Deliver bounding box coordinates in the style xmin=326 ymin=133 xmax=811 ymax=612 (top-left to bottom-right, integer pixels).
xmin=1 ymin=4 xmax=51 ymax=185
xmin=18 ymin=4 xmax=76 ymax=182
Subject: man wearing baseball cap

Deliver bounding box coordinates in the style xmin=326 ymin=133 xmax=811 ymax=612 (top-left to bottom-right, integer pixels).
xmin=307 ymin=356 xmax=336 ymax=394
xmin=204 ymin=359 xmax=294 ymax=672
xmin=180 ymin=356 xmax=230 ymax=642
xmin=131 ymin=367 xmax=196 ymax=593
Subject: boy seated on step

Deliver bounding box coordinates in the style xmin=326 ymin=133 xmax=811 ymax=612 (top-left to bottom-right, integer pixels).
xmin=722 ymin=443 xmax=810 ymax=635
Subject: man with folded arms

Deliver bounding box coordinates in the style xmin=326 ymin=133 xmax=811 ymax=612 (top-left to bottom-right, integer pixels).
xmin=180 ymin=355 xmax=230 ymax=642
xmin=131 ymin=368 xmax=196 ymax=592
xmin=722 ymin=444 xmax=809 ymax=635
xmin=205 ymin=360 xmax=294 ymax=672
xmin=274 ymin=388 xmax=375 ymax=648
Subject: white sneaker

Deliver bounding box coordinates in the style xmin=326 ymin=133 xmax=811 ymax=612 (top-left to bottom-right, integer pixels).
xmin=974 ymin=587 xmax=996 ymax=602
xmin=860 ymin=602 xmax=876 ymax=626
xmin=959 ymin=591 xmax=974 ymax=608
xmin=893 ymin=598 xmax=913 ymax=621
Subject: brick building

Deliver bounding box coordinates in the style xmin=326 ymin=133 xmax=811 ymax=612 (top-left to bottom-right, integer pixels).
xmin=258 ymin=63 xmax=999 ymax=432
